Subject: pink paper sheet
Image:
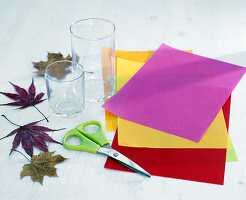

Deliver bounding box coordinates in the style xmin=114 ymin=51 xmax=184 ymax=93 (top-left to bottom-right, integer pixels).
xmin=103 ymin=44 xmax=245 ymax=142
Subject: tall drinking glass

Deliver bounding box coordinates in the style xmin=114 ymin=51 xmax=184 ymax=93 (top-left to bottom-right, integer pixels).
xmin=70 ymin=18 xmax=115 ymax=102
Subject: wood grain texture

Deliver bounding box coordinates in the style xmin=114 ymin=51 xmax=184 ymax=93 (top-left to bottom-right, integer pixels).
xmin=0 ymin=0 xmax=246 ymax=199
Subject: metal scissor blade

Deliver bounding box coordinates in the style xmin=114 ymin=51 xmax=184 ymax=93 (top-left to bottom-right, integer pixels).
xmin=98 ymin=147 xmax=151 ymax=177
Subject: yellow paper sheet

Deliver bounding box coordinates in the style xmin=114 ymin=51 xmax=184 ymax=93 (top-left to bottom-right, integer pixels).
xmin=117 ymin=57 xmax=230 ymax=148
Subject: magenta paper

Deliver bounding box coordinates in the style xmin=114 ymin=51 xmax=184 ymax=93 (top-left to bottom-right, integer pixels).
xmin=103 ymin=44 xmax=245 ymax=142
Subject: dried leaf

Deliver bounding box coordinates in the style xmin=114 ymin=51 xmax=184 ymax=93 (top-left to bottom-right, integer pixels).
xmin=33 ymin=52 xmax=72 ymax=79
xmin=0 ymin=79 xmax=48 ymax=121
xmin=20 ymin=151 xmax=67 ymax=184
xmin=0 ymin=115 xmax=64 ymax=156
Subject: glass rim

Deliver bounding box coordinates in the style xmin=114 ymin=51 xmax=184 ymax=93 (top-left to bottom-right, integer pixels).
xmin=70 ymin=18 xmax=115 ymax=41
xmin=44 ymin=60 xmax=84 ymax=82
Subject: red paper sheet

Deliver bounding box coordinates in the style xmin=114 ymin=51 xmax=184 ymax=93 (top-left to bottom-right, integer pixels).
xmin=104 ymin=96 xmax=231 ymax=185
xmin=222 ymin=95 xmax=231 ymax=130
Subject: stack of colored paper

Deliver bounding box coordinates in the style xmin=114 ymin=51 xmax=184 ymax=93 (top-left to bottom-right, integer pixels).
xmin=102 ymin=44 xmax=245 ymax=185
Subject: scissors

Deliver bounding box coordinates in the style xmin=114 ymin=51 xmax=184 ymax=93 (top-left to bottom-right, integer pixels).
xmin=62 ymin=120 xmax=151 ymax=177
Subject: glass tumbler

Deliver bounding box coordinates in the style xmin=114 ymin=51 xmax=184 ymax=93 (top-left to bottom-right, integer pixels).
xmin=70 ymin=18 xmax=115 ymax=102
xmin=44 ymin=60 xmax=85 ymax=117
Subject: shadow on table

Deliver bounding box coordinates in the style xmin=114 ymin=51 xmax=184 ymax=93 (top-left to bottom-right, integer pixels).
xmin=216 ymin=51 xmax=246 ymax=67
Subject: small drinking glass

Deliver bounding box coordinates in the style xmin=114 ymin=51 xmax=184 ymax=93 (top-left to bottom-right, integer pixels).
xmin=44 ymin=60 xmax=85 ymax=117
xmin=70 ymin=18 xmax=115 ymax=102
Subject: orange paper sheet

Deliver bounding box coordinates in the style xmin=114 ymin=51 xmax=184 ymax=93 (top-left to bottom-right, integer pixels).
xmin=105 ymin=50 xmax=156 ymax=131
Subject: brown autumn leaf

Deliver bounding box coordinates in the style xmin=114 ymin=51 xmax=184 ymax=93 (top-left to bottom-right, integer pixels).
xmin=20 ymin=151 xmax=67 ymax=184
xmin=33 ymin=52 xmax=72 ymax=79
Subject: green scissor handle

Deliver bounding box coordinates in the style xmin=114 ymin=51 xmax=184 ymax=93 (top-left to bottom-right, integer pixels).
xmin=62 ymin=129 xmax=100 ymax=154
xmin=75 ymin=120 xmax=109 ymax=147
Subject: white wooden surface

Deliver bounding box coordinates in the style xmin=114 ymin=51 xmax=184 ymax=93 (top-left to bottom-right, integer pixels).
xmin=0 ymin=0 xmax=246 ymax=199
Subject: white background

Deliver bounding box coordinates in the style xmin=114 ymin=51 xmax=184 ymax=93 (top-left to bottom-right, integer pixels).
xmin=0 ymin=0 xmax=246 ymax=199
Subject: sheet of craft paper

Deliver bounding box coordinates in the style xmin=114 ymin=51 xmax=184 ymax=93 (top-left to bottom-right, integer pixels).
xmin=103 ymin=44 xmax=246 ymax=142
xmin=222 ymin=96 xmax=238 ymax=162
xmin=104 ymin=101 xmax=117 ymax=131
xmin=222 ymin=96 xmax=231 ymax=132
xmin=105 ymin=50 xmax=192 ymax=131
xmin=221 ymin=95 xmax=238 ymax=161
xmin=118 ymin=112 xmax=230 ymax=148
xmin=116 ymin=58 xmax=230 ymax=148
xmin=226 ymin=140 xmax=238 ymax=162
xmin=105 ymin=130 xmax=227 ymax=185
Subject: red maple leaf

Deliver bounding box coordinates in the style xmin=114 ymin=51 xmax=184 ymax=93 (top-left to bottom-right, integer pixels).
xmin=0 ymin=79 xmax=48 ymax=122
xmin=0 ymin=115 xmax=64 ymax=156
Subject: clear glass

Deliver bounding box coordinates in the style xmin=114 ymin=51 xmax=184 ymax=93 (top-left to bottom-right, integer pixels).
xmin=70 ymin=18 xmax=115 ymax=102
xmin=44 ymin=60 xmax=85 ymax=117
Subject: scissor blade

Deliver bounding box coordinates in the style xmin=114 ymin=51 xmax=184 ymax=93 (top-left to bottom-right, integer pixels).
xmin=98 ymin=147 xmax=151 ymax=177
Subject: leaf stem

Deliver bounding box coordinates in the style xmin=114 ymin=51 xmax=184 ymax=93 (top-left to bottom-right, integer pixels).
xmin=33 ymin=105 xmax=49 ymax=122
xmin=13 ymin=150 xmax=31 ymax=162
xmin=0 ymin=135 xmax=11 ymax=141
xmin=2 ymin=115 xmax=21 ymax=127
